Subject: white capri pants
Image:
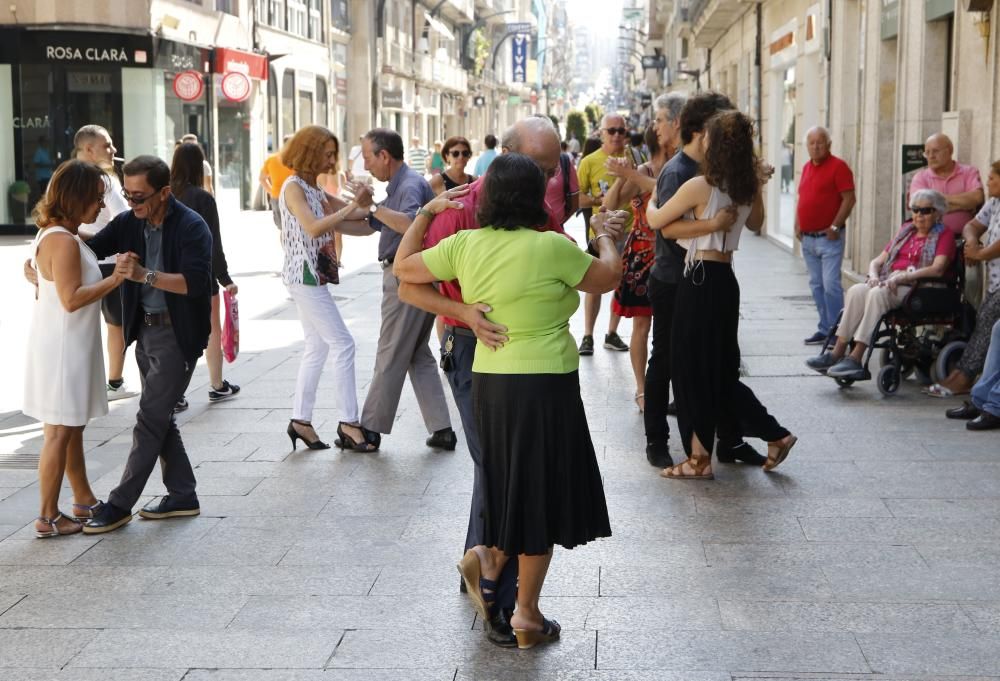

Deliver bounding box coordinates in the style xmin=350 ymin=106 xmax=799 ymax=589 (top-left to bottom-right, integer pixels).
xmin=288 ymin=283 xmax=359 ymax=424
xmin=838 ymin=282 xmax=912 ymax=345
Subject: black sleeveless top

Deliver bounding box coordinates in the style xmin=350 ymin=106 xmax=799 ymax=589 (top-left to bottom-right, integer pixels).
xmin=442 ymin=171 xmax=473 ymax=191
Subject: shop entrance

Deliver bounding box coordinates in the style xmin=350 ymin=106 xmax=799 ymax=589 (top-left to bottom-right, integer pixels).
xmin=14 ymin=64 xmax=123 ymax=210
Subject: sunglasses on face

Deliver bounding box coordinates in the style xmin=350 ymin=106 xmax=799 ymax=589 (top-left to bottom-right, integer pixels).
xmin=910 ymin=206 xmax=935 ymax=215
xmin=603 ymin=127 xmax=628 ymax=136
xmin=121 ymin=189 xmax=156 ymax=205
xmin=449 ymin=150 xmax=472 ymax=158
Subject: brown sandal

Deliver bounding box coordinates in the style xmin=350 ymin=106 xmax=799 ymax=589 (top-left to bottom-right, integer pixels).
xmin=660 ymin=457 xmax=714 ymax=480
xmin=764 ymin=435 xmax=797 ymax=472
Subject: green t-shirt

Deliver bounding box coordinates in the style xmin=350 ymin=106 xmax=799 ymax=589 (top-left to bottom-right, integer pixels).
xmin=422 ymin=227 xmax=593 ymax=374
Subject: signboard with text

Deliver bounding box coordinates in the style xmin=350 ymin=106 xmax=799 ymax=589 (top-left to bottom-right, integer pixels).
xmin=512 ymin=34 xmax=528 ymax=83
xmin=901 ymin=144 xmax=928 ymax=219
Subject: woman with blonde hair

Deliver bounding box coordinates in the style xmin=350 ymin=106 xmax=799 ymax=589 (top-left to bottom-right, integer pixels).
xmin=279 ymin=126 xmax=377 ymax=451
xmin=24 ymin=160 xmax=127 ymax=536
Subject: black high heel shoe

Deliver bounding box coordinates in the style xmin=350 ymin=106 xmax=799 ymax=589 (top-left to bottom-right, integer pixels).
xmin=287 ymin=419 xmax=330 ymax=450
xmin=335 ymin=422 xmax=377 ymax=452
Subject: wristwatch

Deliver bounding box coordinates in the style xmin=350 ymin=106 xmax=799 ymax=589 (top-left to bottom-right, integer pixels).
xmin=143 ymin=269 xmax=157 ymax=287
xmin=830 ymin=225 xmax=841 ymax=233
xmin=369 ymin=202 xmax=379 ymax=215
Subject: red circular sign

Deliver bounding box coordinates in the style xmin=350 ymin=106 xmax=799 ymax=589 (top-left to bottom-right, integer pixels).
xmin=172 ymin=71 xmax=204 ymax=102
xmin=221 ymin=72 xmax=251 ymax=102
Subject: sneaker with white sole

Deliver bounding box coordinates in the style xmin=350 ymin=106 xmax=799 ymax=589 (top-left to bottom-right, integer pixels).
xmin=106 ymin=382 xmax=135 ymax=402
xmin=208 ymin=380 xmax=241 ymax=403
xmin=603 ymin=332 xmax=629 ymax=351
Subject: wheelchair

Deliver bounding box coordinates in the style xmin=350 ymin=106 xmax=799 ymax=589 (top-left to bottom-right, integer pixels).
xmin=818 ymin=239 xmax=976 ymax=396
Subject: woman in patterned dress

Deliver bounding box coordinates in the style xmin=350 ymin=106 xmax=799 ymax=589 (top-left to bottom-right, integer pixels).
xmin=604 ymin=125 xmax=673 ymax=412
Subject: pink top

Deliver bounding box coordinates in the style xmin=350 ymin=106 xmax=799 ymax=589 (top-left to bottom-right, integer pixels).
xmin=423 ymin=174 xmax=567 ymax=329
xmin=885 ymin=225 xmax=957 ymax=272
xmin=909 ymin=162 xmax=983 ymax=234
xmin=545 ymin=158 xmax=580 ymax=223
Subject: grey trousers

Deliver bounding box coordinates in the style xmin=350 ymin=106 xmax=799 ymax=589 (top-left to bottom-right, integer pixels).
xmin=361 ymin=268 xmax=451 ymax=435
xmin=108 ymin=324 xmax=197 ymax=511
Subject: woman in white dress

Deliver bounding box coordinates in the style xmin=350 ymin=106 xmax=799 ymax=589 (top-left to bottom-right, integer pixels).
xmin=24 ymin=160 xmax=127 ymax=537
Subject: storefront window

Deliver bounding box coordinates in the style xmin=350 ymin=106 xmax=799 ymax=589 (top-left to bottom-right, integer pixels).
xmin=215 ymin=75 xmax=253 ymax=212
xmin=163 ymin=70 xmax=209 ymax=154
xmin=331 ymin=0 xmax=349 ymax=30
xmin=281 ymin=69 xmax=295 ymax=138
xmin=299 ymin=90 xmax=314 ymax=127
xmin=316 ymin=77 xmax=328 ymax=127
xmin=267 ymin=66 xmax=278 ymax=150
xmin=777 ymin=66 xmax=797 ymax=239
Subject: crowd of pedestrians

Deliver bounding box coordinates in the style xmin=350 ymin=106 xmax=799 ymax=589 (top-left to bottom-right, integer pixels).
xmin=18 ymin=87 xmax=999 ymax=653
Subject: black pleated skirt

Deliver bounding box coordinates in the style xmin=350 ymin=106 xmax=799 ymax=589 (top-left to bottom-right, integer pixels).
xmin=472 ymin=371 xmax=612 ymax=556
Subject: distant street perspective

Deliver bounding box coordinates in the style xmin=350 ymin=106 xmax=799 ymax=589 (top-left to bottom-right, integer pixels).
xmin=2 ymin=0 xmax=1000 ymax=679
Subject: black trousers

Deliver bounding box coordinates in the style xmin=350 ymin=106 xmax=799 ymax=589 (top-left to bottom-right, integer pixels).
xmin=671 ymin=262 xmax=788 ymax=456
xmin=108 ymin=324 xmax=197 ymax=511
xmin=643 ymin=274 xmax=676 ymax=443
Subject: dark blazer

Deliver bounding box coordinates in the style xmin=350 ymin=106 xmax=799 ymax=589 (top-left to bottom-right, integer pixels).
xmin=176 ymin=184 xmax=233 ymax=291
xmin=88 ymin=196 xmax=213 ymax=361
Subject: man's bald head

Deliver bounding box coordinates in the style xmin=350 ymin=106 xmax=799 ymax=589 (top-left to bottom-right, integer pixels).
xmin=924 ymin=133 xmax=955 ymax=171
xmin=500 ymin=117 xmax=561 ymax=181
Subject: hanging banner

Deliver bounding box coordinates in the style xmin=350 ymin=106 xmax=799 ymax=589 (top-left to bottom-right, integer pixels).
xmin=512 ymin=34 xmax=527 ymax=83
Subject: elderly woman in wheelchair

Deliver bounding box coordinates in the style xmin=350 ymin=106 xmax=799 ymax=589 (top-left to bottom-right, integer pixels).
xmin=807 ymin=189 xmax=957 ymax=383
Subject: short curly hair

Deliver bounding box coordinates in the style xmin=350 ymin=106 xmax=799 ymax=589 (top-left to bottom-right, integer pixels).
xmin=679 ymin=91 xmax=734 ymax=145
xmin=32 ymin=160 xmax=106 ymax=228
xmin=703 ymin=110 xmax=759 ymax=206
xmin=475 ymin=153 xmax=549 ymax=231
xmin=282 ymin=126 xmax=340 ymax=176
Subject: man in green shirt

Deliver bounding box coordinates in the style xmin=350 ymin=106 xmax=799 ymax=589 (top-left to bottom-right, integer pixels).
xmin=576 ymin=113 xmax=634 ymax=355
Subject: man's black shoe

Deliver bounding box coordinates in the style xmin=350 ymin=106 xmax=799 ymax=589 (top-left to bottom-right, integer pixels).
xmin=946 ymin=401 xmax=980 ymax=420
xmin=82 ymin=503 xmax=132 ymax=534
xmin=138 ymin=495 xmax=200 ymax=519
xmin=716 ymin=441 xmax=767 ymax=466
xmin=666 ymin=401 xmax=677 ymax=416
xmin=426 ymin=427 xmax=458 ymax=451
xmin=485 ymin=608 xmax=518 ymax=648
xmin=967 ymin=411 xmax=1000 ymax=431
xmin=646 ymin=440 xmax=673 ymax=468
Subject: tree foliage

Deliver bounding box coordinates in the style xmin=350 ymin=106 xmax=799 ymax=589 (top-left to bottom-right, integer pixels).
xmin=566 ymin=111 xmax=587 ymax=142
xmin=584 ymin=103 xmax=604 ymax=130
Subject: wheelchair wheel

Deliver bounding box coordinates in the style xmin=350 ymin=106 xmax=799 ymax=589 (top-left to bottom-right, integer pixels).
xmin=877 ymin=364 xmax=901 ymax=396
xmin=935 ymin=340 xmax=966 ymax=382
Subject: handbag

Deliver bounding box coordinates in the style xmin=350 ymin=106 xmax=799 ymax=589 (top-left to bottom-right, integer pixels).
xmin=221 ymin=289 xmax=240 ymax=363
xmin=315 ymin=240 xmax=340 ymax=285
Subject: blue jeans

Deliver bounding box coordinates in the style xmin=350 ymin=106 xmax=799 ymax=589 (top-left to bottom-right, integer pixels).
xmin=971 ymin=319 xmax=1000 ymax=418
xmin=801 ymin=235 xmax=845 ymax=334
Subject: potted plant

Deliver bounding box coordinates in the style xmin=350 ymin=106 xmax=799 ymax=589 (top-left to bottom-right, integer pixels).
xmin=8 ymin=180 xmax=31 ymax=224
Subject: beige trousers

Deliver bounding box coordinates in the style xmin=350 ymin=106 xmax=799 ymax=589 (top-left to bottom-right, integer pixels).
xmin=838 ymin=282 xmax=911 ymax=346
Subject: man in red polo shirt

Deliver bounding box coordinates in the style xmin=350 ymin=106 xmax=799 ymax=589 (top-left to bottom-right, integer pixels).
xmin=397 ymin=116 xmax=623 ymax=647
xmin=796 ymin=126 xmax=856 ymax=345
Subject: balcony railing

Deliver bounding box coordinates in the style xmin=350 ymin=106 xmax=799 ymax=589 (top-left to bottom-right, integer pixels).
xmin=688 ymin=0 xmax=748 ymax=48
xmin=433 ymin=59 xmax=469 ymax=92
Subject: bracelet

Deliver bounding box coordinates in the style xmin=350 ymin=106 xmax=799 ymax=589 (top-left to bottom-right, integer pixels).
xmin=593 ymin=233 xmax=615 ymax=245
xmin=417 ymin=208 xmax=435 ymax=220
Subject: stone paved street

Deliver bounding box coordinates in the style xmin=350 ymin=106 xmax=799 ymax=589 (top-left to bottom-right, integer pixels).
xmin=1 ymin=211 xmax=1000 ymax=679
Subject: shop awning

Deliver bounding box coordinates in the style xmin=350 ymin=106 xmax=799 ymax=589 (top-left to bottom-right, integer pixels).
xmin=424 ymin=14 xmax=455 ymax=41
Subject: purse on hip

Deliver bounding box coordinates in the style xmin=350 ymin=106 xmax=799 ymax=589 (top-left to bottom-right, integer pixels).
xmin=315 ymin=240 xmax=340 ymax=285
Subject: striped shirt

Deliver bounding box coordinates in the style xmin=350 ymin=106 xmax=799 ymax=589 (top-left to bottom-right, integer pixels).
xmin=407 ymin=146 xmax=429 ymax=174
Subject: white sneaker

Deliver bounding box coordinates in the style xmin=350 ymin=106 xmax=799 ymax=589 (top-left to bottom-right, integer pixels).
xmin=107 ymin=382 xmax=136 ymax=401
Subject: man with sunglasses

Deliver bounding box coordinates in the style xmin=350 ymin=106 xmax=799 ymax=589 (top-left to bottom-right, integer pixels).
xmin=80 ymin=155 xmax=213 ymax=534
xmin=576 ymin=114 xmax=634 ymax=355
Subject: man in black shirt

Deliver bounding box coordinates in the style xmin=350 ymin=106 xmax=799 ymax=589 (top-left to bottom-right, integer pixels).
xmin=645 ymin=92 xmax=766 ymax=469
xmin=83 ymin=156 xmax=213 ymax=534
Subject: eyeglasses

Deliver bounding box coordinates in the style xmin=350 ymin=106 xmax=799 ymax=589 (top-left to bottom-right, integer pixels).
xmin=603 ymin=127 xmax=628 ymax=136
xmin=121 ymin=190 xmax=155 ymax=205
xmin=449 ymin=150 xmax=472 ymax=158
xmin=910 ymin=206 xmax=936 ymax=215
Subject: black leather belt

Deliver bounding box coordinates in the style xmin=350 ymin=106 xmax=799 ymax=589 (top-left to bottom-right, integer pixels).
xmin=803 ymin=231 xmax=830 ymax=238
xmin=143 ymin=311 xmax=171 ymax=326
xmin=443 ymin=324 xmax=476 ymax=339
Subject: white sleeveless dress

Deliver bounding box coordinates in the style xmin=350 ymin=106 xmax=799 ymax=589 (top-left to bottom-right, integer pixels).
xmin=23 ymin=227 xmax=109 ymax=426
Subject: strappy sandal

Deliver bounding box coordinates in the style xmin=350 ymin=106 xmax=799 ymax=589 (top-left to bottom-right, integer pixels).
xmin=634 ymin=392 xmax=645 ymax=413
xmin=34 ymin=513 xmax=82 ymax=539
xmin=763 ymin=434 xmax=797 ymax=472
xmin=457 ymin=549 xmax=497 ymax=621
xmin=660 ymin=457 xmax=714 ymax=480
xmin=922 ymin=383 xmax=967 ymax=398
xmin=513 ymin=617 xmax=561 ymax=650
xmin=69 ymin=500 xmax=104 ymax=521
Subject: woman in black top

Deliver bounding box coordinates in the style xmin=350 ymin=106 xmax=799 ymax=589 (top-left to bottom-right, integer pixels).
xmin=429 ymin=136 xmax=475 ymax=195
xmin=170 ymin=142 xmax=240 ymax=410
